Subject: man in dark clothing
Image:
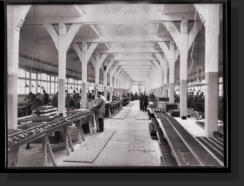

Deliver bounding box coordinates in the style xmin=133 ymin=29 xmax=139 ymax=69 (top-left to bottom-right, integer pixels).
xmin=65 ymin=91 xmax=71 ymax=108
xmin=43 ymin=90 xmax=49 ymax=105
xmin=94 ymin=92 xmax=106 ymax=132
xmin=73 ymin=90 xmax=80 ymax=100
xmin=144 ymin=94 xmax=148 ymax=111
xmin=139 ymin=94 xmax=143 ymax=110
xmin=51 ymin=92 xmax=58 ymax=107
xmin=25 ymin=92 xmax=35 ymax=115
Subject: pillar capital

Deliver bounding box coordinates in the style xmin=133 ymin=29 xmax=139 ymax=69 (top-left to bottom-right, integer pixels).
xmin=58 ymin=22 xmax=67 ymax=36
xmin=180 ymin=19 xmax=188 ymax=34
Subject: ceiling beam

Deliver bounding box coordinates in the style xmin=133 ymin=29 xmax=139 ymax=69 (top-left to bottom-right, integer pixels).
xmin=96 ymin=48 xmax=161 ymax=54
xmin=116 ymin=64 xmax=152 ymax=67
xmin=107 ymin=48 xmax=158 ymax=52
xmin=37 ymin=35 xmax=171 ymax=44
xmin=25 ymin=13 xmax=195 ymax=25
xmin=117 ymin=63 xmax=152 ymax=66
xmin=107 ymin=58 xmax=157 ymax=61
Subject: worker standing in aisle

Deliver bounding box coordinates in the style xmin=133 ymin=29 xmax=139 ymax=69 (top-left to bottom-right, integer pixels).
xmin=144 ymin=93 xmax=148 ymax=111
xmin=43 ymin=89 xmax=49 ymax=105
xmin=94 ymin=91 xmax=106 ymax=132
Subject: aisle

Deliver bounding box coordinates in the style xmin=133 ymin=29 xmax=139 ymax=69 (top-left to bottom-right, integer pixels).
xmin=58 ymin=100 xmax=162 ymax=167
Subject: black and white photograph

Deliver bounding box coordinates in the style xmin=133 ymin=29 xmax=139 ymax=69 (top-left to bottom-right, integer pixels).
xmin=4 ymin=1 xmax=229 ymax=170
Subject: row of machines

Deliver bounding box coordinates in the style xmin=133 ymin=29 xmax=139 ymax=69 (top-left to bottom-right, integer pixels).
xmin=154 ymin=111 xmax=222 ymax=167
xmin=147 ymin=97 xmax=224 ymax=167
xmin=147 ymin=97 xmax=180 ymax=120
xmin=105 ymin=100 xmax=123 ymax=118
xmin=121 ymin=95 xmax=130 ymax=106
xmin=8 ymin=106 xmax=97 ymax=167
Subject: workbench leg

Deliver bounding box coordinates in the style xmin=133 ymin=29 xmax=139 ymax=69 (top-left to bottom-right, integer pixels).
xmin=109 ymin=110 xmax=111 ymax=118
xmin=64 ymin=126 xmax=70 ymax=156
xmin=42 ymin=136 xmax=48 ymax=166
xmin=77 ymin=121 xmax=85 ymax=144
xmin=46 ymin=142 xmax=57 ymax=167
xmin=67 ymin=132 xmax=74 ymax=152
xmin=8 ymin=146 xmax=19 ymax=167
xmin=93 ymin=114 xmax=99 ymax=133
xmin=89 ymin=116 xmax=94 ymax=135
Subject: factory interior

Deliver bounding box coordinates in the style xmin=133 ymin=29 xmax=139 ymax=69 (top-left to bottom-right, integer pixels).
xmin=6 ymin=3 xmax=226 ymax=168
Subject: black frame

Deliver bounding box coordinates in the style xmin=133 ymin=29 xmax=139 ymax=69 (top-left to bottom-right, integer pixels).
xmin=1 ymin=0 xmax=231 ymax=173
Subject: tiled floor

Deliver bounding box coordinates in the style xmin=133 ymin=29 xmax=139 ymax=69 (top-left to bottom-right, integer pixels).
xmin=15 ymin=100 xmax=162 ymax=167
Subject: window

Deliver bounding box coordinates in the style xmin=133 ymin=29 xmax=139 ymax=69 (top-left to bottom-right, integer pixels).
xmin=51 ymin=82 xmax=54 ymax=94
xmin=31 ymin=72 xmax=36 ymax=80
xmin=18 ymin=69 xmax=25 ymax=78
xmin=37 ymin=82 xmax=41 ymax=93
xmin=37 ymin=73 xmax=41 ymax=80
xmin=17 ymin=61 xmax=82 ymax=95
xmin=31 ymin=80 xmax=36 ymax=94
xmin=46 ymin=82 xmax=50 ymax=93
xmin=25 ymin=71 xmax=30 ymax=79
xmin=42 ymin=73 xmax=47 ymax=81
xmin=18 ymin=79 xmax=25 ymax=94
xmin=55 ymin=82 xmax=59 ymax=93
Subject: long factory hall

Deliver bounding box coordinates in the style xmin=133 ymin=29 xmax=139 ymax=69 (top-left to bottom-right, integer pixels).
xmin=6 ymin=4 xmax=225 ymax=168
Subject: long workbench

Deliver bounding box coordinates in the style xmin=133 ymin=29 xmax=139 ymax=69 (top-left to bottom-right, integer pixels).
xmin=8 ymin=109 xmax=97 ymax=167
xmin=154 ymin=111 xmax=223 ymax=167
xmin=105 ymin=100 xmax=122 ymax=118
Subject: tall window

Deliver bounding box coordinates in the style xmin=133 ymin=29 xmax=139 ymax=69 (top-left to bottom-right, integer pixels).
xmin=17 ymin=67 xmax=82 ymax=95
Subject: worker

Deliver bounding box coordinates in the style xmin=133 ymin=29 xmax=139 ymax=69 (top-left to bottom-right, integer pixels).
xmin=51 ymin=91 xmax=58 ymax=107
xmin=73 ymin=90 xmax=79 ymax=100
xmin=65 ymin=90 xmax=71 ymax=108
xmin=25 ymin=91 xmax=35 ymax=115
xmin=36 ymin=93 xmax=44 ymax=107
xmin=139 ymin=93 xmax=144 ymax=110
xmin=43 ymin=89 xmax=49 ymax=105
xmin=143 ymin=94 xmax=149 ymax=111
xmin=94 ymin=91 xmax=106 ymax=132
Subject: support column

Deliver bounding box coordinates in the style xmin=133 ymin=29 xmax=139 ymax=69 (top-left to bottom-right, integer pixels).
xmin=154 ymin=53 xmax=168 ymax=98
xmin=7 ymin=29 xmax=19 ymax=130
xmin=114 ymin=68 xmax=123 ymax=97
xmin=110 ymin=76 xmax=114 ymax=101
xmin=163 ymin=80 xmax=168 ymax=97
xmin=109 ymin=86 xmax=113 ymax=101
xmin=163 ymin=17 xmax=202 ymax=116
xmin=93 ymin=54 xmax=108 ymax=98
xmin=109 ymin=66 xmax=119 ymax=101
xmin=204 ymin=5 xmax=220 ymax=137
xmin=169 ymin=42 xmax=176 ymax=104
xmin=179 ymin=19 xmax=189 ymax=118
xmin=81 ymin=43 xmax=88 ymax=109
xmin=7 ymin=5 xmax=31 ymax=129
xmin=72 ymin=42 xmax=98 ymax=109
xmin=163 ymin=57 xmax=168 ymax=98
xmin=103 ymin=62 xmax=113 ymax=101
xmin=116 ymin=71 xmax=124 ymax=97
xmin=94 ymin=56 xmax=100 ymax=98
xmin=45 ymin=23 xmax=82 ymax=113
xmin=104 ymin=70 xmax=108 ymax=100
xmin=58 ymin=23 xmax=67 ymax=114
